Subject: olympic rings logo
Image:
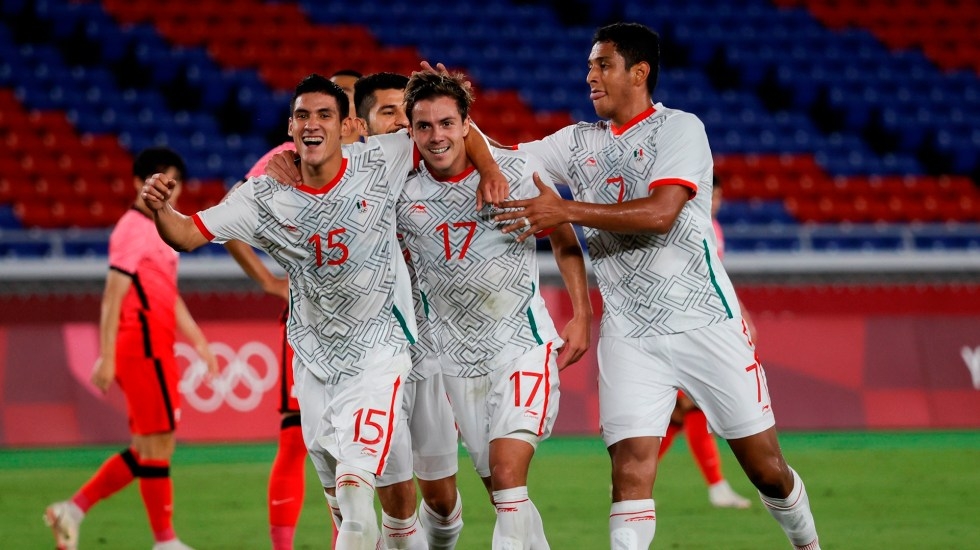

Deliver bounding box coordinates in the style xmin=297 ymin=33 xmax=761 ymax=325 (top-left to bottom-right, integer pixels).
xmin=176 ymin=341 xmax=278 ymax=413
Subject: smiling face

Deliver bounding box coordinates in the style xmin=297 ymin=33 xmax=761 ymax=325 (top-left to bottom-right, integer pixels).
xmin=364 ymin=88 xmax=408 ymax=136
xmin=287 ymin=92 xmax=348 ymax=179
xmin=409 ymin=95 xmax=470 ymax=179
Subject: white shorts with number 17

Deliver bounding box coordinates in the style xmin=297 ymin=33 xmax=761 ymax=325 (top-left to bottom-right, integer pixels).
xmin=444 ymin=341 xmax=560 ymax=478
xmin=598 ymin=318 xmax=775 ymax=446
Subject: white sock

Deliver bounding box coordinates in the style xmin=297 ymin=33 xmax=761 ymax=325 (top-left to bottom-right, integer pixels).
xmin=382 ymin=510 xmax=427 ymax=550
xmin=759 ymin=468 xmax=820 ymax=549
xmin=492 ymin=486 xmax=549 ymax=550
xmin=609 ymin=499 xmax=656 ymax=550
xmin=420 ymin=490 xmax=464 ymax=550
xmin=324 ymin=490 xmax=343 ymax=533
xmin=335 ymin=464 xmax=380 ymax=550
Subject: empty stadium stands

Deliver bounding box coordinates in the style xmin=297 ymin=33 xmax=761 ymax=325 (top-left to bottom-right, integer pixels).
xmin=0 ymin=0 xmax=978 ymax=259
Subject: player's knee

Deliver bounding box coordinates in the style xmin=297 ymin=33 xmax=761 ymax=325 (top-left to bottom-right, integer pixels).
xmin=420 ymin=479 xmax=458 ymax=516
xmin=744 ymin=456 xmax=792 ymax=496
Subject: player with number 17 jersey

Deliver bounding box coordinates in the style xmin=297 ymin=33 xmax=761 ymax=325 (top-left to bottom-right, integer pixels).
xmin=193 ymin=132 xmax=418 ymax=384
xmin=397 ymin=149 xmax=560 ymax=378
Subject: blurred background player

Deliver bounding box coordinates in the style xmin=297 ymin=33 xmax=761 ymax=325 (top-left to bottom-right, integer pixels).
xmin=397 ymin=71 xmax=592 ymax=549
xmin=44 ymin=147 xmax=219 ymax=550
xmin=656 ymin=174 xmax=753 ymax=510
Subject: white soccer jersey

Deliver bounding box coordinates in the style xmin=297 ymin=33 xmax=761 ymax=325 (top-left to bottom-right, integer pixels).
xmin=397 ymin=241 xmax=442 ymax=383
xmin=194 ymin=133 xmax=418 ymax=383
xmin=520 ymin=104 xmax=740 ymax=337
xmin=396 ymin=148 xmax=560 ymax=377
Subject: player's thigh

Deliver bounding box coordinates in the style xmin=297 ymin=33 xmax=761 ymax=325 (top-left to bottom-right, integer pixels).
xmin=444 ymin=374 xmax=493 ymax=479
xmin=294 ymin=364 xmax=336 ymax=488
xmin=378 ymin=380 xmax=415 ymax=487
xmin=117 ymin=353 xmax=181 ymax=435
xmin=486 ymin=342 xmax=560 ymax=445
xmin=674 ymin=319 xmax=775 ymax=440
xmin=327 ymin=353 xmax=413 ymax=477
xmin=597 ymin=335 xmax=677 ymax=447
xmin=408 ymin=373 xmax=460 ymax=481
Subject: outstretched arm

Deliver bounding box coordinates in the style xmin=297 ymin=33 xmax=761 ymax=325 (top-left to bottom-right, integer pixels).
xmin=142 ymin=173 xmax=210 ymax=252
xmin=496 ymin=174 xmax=690 ymax=241
xmin=548 ymin=223 xmax=592 ymax=370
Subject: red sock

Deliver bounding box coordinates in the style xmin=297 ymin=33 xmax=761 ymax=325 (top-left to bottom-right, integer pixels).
xmin=684 ymin=409 xmax=724 ymax=485
xmin=658 ymin=423 xmax=681 ymax=459
xmin=269 ymin=422 xmax=306 ymax=548
xmin=72 ymin=448 xmax=138 ymax=512
xmin=137 ymin=457 xmax=175 ymax=542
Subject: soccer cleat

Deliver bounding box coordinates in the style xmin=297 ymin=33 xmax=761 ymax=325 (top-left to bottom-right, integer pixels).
xmin=708 ymin=480 xmax=752 ymax=509
xmin=151 ymin=539 xmax=196 ymax=550
xmin=43 ymin=501 xmax=81 ymax=550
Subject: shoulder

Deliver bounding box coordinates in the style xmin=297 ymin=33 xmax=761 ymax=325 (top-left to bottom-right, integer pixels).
xmin=656 ymin=105 xmax=706 ymax=134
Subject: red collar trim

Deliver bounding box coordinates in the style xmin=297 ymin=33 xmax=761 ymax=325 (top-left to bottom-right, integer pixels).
xmin=429 ymin=164 xmax=476 ymax=183
xmin=610 ymin=105 xmax=657 ymax=136
xmin=295 ymin=157 xmax=348 ymax=195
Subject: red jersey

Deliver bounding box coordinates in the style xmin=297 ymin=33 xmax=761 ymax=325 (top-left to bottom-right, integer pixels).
xmin=109 ymin=208 xmax=180 ymax=357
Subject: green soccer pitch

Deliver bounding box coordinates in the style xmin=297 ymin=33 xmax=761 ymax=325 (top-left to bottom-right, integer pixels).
xmin=3 ymin=431 xmax=978 ymax=549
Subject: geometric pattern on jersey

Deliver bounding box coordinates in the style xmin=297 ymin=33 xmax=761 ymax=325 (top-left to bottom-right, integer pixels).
xmin=531 ymin=107 xmax=734 ymax=337
xmin=399 ymin=242 xmax=442 ymax=383
xmin=199 ymin=135 xmax=417 ymax=383
xmin=396 ymin=150 xmax=558 ymax=377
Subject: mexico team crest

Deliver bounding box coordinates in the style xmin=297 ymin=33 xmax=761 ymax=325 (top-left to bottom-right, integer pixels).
xmin=355 ymin=197 xmax=369 ymax=213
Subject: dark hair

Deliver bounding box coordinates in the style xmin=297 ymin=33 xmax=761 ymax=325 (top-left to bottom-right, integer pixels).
xmin=330 ymin=69 xmax=363 ymax=80
xmin=354 ymin=72 xmax=409 ymax=120
xmin=404 ymin=72 xmax=473 ymax=123
xmin=133 ymin=147 xmax=186 ymax=181
xmin=593 ymin=22 xmax=661 ymax=96
xmin=291 ymin=73 xmax=350 ymax=120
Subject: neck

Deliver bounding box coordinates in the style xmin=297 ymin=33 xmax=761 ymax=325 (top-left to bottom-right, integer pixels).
xmin=610 ymin=97 xmax=655 ymax=128
xmin=302 ymin=156 xmax=344 ymax=189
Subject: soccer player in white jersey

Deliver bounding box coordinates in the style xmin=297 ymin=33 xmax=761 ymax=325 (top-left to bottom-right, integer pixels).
xmin=397 ymin=71 xmax=592 ymax=549
xmin=490 ymin=23 xmax=821 ymax=550
xmin=354 ymin=72 xmax=465 ymax=550
xmin=142 ymin=73 xmax=419 ymax=550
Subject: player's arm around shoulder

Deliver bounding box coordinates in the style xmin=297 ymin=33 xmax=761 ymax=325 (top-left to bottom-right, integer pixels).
xmin=537 ymin=170 xmax=592 ymax=370
xmin=142 ymin=173 xmax=210 ymax=252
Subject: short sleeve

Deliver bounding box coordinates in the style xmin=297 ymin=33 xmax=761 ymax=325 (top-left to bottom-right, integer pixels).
xmin=518 ymin=126 xmax=575 ymax=187
xmin=373 ymin=131 xmax=415 ymax=196
xmin=194 ymin=178 xmax=261 ymax=245
xmin=646 ymin=113 xmax=712 ymax=197
xmin=108 ymin=214 xmax=150 ymax=274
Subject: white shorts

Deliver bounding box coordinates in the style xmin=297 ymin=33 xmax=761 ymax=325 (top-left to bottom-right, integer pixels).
xmin=444 ymin=342 xmax=560 ymax=479
xmin=598 ymin=318 xmax=775 ymax=446
xmin=379 ymin=372 xmax=459 ymax=485
xmin=295 ymin=352 xmax=412 ymax=488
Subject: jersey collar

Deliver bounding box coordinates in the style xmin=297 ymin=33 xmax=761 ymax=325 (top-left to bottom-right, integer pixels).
xmin=296 ymin=157 xmax=349 ymax=195
xmin=610 ymin=105 xmax=657 ymax=136
xmin=427 ymin=163 xmax=476 ymax=183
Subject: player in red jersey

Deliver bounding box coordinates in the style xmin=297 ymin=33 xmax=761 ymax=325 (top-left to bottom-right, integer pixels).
xmin=44 ymin=147 xmax=219 ymax=550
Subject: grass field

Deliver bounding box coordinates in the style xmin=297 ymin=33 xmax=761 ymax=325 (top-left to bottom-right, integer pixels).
xmin=2 ymin=431 xmax=978 ymax=549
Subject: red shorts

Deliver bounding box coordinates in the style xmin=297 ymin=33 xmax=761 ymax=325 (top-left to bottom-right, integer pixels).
xmin=278 ymin=309 xmax=299 ymax=414
xmin=115 ymin=352 xmax=181 ymax=435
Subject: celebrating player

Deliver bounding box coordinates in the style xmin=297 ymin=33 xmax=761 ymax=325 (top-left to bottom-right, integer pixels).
xmin=143 ymin=73 xmax=503 ymax=550
xmin=491 ymin=22 xmax=821 ymax=550
xmin=397 ymin=71 xmax=592 ymax=549
xmin=44 ymin=147 xmax=219 ymax=550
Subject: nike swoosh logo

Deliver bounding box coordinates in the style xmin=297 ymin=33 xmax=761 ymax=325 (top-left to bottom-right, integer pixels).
xmin=271 ymin=498 xmax=295 ymax=506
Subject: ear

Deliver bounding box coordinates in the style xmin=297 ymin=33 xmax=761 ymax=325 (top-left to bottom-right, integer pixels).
xmin=632 ymin=61 xmax=650 ymax=86
xmin=461 ymin=115 xmax=470 ymax=137
xmin=287 ymin=117 xmax=294 ymax=138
